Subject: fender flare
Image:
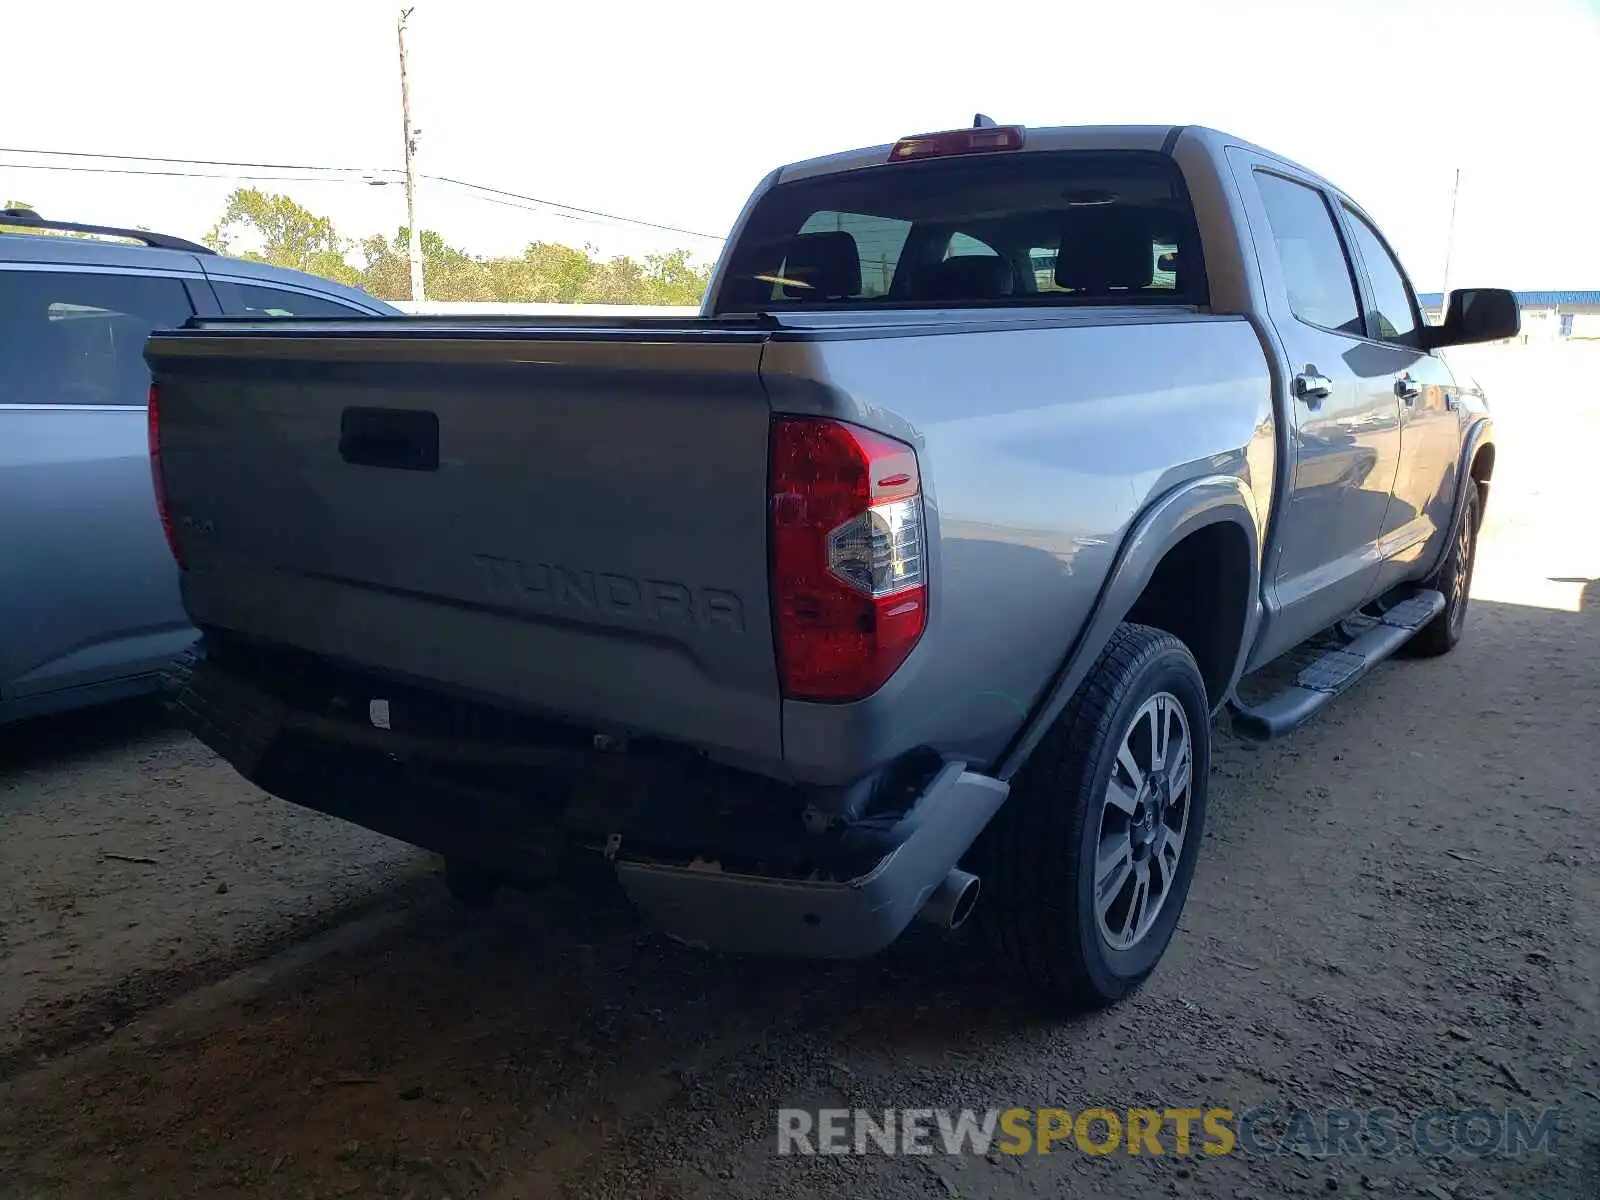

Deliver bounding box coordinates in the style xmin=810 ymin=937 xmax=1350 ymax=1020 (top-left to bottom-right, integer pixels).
xmin=1422 ymin=416 xmax=1494 ymax=581
xmin=993 ymin=475 xmax=1263 ymax=782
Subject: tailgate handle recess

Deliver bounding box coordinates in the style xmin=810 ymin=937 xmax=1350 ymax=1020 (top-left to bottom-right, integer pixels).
xmin=339 ymin=407 xmax=439 ymax=472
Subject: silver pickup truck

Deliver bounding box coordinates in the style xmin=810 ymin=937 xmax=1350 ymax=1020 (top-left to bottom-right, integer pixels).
xmin=145 ymin=122 xmax=1517 ymax=1009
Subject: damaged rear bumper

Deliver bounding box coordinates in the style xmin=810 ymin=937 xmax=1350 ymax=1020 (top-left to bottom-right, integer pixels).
xmin=164 ymin=641 xmax=1008 ymax=960
xmin=617 ymin=762 xmax=1006 ymax=959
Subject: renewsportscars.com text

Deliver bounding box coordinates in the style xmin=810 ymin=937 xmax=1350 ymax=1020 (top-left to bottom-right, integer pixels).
xmin=776 ymin=1106 xmax=1563 ymax=1158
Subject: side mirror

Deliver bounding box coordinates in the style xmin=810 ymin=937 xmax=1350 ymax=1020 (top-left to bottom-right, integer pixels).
xmin=1424 ymin=288 xmax=1520 ymax=349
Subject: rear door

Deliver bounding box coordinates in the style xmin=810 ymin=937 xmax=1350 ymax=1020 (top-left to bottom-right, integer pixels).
xmin=1336 ymin=203 xmax=1460 ymax=597
xmin=0 ymin=266 xmax=199 ymax=705
xmin=1231 ymin=154 xmax=1403 ymax=661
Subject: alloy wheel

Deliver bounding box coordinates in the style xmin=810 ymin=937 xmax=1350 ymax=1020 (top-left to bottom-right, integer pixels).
xmin=1093 ymin=692 xmax=1194 ymax=951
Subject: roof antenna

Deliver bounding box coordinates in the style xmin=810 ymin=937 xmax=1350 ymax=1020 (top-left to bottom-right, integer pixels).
xmin=973 ymin=113 xmax=997 ymax=128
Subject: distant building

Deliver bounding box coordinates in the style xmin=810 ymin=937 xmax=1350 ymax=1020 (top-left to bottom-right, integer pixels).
xmin=1416 ymin=290 xmax=1600 ymax=341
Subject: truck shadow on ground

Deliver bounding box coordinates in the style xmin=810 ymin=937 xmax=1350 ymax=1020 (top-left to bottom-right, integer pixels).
xmin=1 ymin=590 xmax=1596 ymax=1199
xmin=0 ymin=695 xmax=179 ymax=778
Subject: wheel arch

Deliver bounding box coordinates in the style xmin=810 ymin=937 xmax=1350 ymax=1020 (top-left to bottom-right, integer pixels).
xmin=1422 ymin=418 xmax=1495 ymax=582
xmin=1469 ymin=437 xmax=1495 ymax=520
xmin=993 ymin=476 xmax=1262 ymax=782
xmin=1123 ymin=520 xmax=1255 ymax=707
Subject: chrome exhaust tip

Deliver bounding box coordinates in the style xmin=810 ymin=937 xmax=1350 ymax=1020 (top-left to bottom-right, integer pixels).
xmin=917 ymin=867 xmax=981 ymax=931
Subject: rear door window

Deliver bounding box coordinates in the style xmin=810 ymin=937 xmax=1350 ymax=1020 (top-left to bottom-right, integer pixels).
xmin=0 ymin=269 xmax=194 ymax=406
xmin=211 ymin=281 xmax=370 ymax=317
xmin=716 ymin=150 xmax=1206 ymax=313
xmin=1253 ymin=172 xmax=1364 ymax=337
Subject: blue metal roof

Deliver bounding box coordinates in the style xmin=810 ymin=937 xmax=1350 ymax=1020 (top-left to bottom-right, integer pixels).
xmin=1416 ymin=290 xmax=1600 ymax=308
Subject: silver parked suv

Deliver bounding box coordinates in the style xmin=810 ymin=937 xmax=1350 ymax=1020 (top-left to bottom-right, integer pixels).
xmin=0 ymin=209 xmax=396 ymax=722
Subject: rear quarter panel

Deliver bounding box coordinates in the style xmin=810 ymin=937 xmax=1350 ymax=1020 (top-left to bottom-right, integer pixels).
xmin=0 ymin=406 xmax=191 ymax=702
xmin=761 ymin=314 xmax=1275 ymax=784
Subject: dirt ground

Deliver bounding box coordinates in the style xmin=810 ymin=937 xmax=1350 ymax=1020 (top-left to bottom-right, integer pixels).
xmin=0 ymin=708 xmax=426 ymax=1072
xmin=0 ymin=345 xmax=1596 ymax=1199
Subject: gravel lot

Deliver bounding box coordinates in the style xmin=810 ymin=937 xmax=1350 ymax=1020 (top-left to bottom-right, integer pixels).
xmin=0 ymin=345 xmax=1596 ymax=1199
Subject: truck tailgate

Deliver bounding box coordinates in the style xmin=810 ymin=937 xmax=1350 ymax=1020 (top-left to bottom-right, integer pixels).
xmin=146 ymin=325 xmax=782 ymax=763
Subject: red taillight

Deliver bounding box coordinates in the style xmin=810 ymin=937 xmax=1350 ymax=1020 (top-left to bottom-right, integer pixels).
xmin=889 ymin=125 xmax=1025 ymax=162
xmin=147 ymin=383 xmax=185 ymax=569
xmin=770 ymin=417 xmax=927 ymax=702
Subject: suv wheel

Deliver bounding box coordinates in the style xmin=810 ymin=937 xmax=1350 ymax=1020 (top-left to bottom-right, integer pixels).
xmin=978 ymin=623 xmax=1211 ymax=1009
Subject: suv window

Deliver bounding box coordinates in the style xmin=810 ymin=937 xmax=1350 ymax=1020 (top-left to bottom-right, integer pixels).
xmin=212 ymin=281 xmax=367 ymax=317
xmin=716 ymin=150 xmax=1205 ymax=313
xmin=1342 ymin=209 xmax=1419 ymax=346
xmin=0 ymin=269 xmax=193 ymax=407
xmin=1253 ymin=172 xmax=1364 ymax=337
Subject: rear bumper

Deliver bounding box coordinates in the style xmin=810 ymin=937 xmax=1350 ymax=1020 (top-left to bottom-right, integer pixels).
xmin=164 ymin=642 xmax=1008 ymax=960
xmin=617 ymin=763 xmax=1007 ymax=958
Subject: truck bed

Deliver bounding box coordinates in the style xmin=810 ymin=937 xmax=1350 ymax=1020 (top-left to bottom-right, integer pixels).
xmin=148 ymin=309 xmax=1274 ymax=782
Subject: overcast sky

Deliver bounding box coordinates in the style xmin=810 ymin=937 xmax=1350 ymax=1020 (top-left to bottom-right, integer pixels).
xmin=3 ymin=0 xmax=1596 ymax=290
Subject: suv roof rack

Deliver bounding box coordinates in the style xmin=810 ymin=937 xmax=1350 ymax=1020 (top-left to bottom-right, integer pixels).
xmin=0 ymin=208 xmax=215 ymax=255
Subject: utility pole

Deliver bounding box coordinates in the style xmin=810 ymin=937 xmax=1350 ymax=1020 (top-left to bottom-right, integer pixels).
xmin=1440 ymin=168 xmax=1460 ymax=304
xmin=397 ymin=7 xmax=425 ymax=301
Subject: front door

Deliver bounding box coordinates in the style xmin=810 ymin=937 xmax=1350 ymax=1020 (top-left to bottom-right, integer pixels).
xmin=1336 ymin=204 xmax=1462 ymax=597
xmin=1234 ymin=160 xmax=1403 ymax=665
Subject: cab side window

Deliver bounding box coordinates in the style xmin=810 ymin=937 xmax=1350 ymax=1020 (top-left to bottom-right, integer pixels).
xmin=1254 ymin=172 xmax=1364 ymax=337
xmin=1342 ymin=210 xmax=1420 ymax=347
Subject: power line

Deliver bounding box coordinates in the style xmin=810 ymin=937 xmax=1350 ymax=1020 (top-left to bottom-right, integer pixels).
xmin=0 ymin=145 xmax=725 ymax=241
xmin=0 ymin=144 xmax=393 ymax=175
xmin=0 ymin=161 xmax=370 ymax=185
xmin=443 ymin=188 xmax=697 ymax=239
xmin=425 ymin=175 xmax=722 ymax=242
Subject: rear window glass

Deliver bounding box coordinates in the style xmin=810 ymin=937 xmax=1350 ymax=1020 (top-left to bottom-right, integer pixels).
xmin=714 ymin=150 xmax=1205 ymax=314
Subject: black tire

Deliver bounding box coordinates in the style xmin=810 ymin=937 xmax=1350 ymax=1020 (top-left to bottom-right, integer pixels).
xmin=976 ymin=623 xmax=1211 ymax=1010
xmin=444 ymin=860 xmax=502 ymax=911
xmin=1409 ymin=483 xmax=1481 ymax=658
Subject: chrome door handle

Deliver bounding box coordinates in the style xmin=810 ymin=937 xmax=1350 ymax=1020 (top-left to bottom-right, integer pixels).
xmin=1395 ymin=373 xmax=1420 ymax=404
xmin=1293 ymin=368 xmax=1333 ymax=405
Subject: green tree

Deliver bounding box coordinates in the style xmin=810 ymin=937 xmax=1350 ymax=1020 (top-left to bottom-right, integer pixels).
xmin=204 ymin=189 xmax=714 ymax=306
xmin=205 ymin=188 xmax=359 ymax=285
xmin=497 ymin=242 xmax=599 ymax=303
xmin=357 ymin=227 xmax=498 ymax=301
xmin=639 ymin=249 xmax=712 ymax=306
xmin=356 ymin=232 xmax=412 ymax=300
xmin=417 ymin=229 xmax=495 ymax=301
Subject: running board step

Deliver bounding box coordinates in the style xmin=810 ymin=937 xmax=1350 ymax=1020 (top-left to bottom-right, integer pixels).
xmin=1229 ymin=589 xmax=1445 ymax=741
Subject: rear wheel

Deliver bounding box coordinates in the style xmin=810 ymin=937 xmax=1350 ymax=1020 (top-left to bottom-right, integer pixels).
xmin=977 ymin=623 xmax=1210 ymax=1009
xmin=1409 ymin=483 xmax=1481 ymax=657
